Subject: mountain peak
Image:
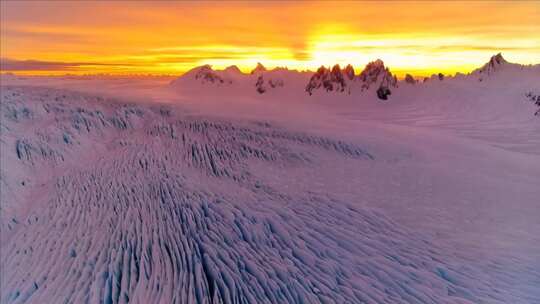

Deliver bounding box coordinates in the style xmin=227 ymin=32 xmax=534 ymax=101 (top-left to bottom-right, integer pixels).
xmin=305 ymin=64 xmax=349 ymax=95
xmin=305 ymin=60 xmax=398 ymax=98
xmin=404 ymin=74 xmax=416 ymax=84
xmin=357 ymin=59 xmax=398 ymax=100
xmin=171 ymin=64 xmax=228 ymax=86
xmin=475 ymin=53 xmax=510 ymax=77
xmin=223 ymin=65 xmax=242 ymax=74
xmin=343 ymin=64 xmax=355 ymax=80
xmin=489 ymin=53 xmax=507 ymax=66
xmin=188 ymin=64 xmax=213 ymax=73
xmin=331 ymin=64 xmax=342 ymax=74
xmin=358 ymin=60 xmax=388 ymax=80
xmin=372 ymin=59 xmax=385 ymax=67
xmin=358 ymin=60 xmax=397 ymax=87
xmin=251 ymin=62 xmax=267 ymax=74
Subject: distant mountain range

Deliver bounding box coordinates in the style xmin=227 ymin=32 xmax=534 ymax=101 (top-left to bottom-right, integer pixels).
xmin=170 ymin=53 xmax=538 ymax=100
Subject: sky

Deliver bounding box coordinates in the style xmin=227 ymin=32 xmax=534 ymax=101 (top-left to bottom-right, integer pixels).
xmin=1 ymin=1 xmax=539 ymax=76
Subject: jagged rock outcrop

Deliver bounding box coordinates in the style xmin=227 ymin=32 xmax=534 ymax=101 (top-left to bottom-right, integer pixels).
xmin=170 ymin=65 xmax=235 ymax=87
xmin=377 ymin=86 xmax=392 ymax=100
xmin=426 ymin=73 xmax=444 ymax=82
xmin=525 ymin=91 xmax=540 ymax=116
xmin=357 ymin=60 xmax=397 ymax=91
xmin=330 ymin=65 xmax=346 ymax=89
xmin=472 ymin=53 xmax=517 ymax=82
xmin=255 ymin=75 xmax=284 ymax=94
xmin=343 ymin=64 xmax=355 ymax=81
xmin=250 ymin=62 xmax=267 ymax=75
xmin=477 ymin=53 xmax=508 ymax=76
xmin=357 ymin=60 xmax=398 ymax=100
xmin=255 ymin=76 xmax=266 ymax=94
xmin=305 ymin=60 xmax=398 ymax=100
xmin=305 ymin=64 xmax=349 ymax=95
xmin=405 ymin=74 xmax=416 ymax=84
xmin=189 ymin=65 xmax=228 ymax=84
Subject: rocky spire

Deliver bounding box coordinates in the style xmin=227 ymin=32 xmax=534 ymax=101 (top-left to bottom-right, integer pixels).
xmin=404 ymin=74 xmax=416 ymax=84
xmin=357 ymin=59 xmax=397 ymax=100
xmin=476 ymin=53 xmax=509 ymax=76
xmin=305 ymin=65 xmax=348 ymax=95
xmin=190 ymin=65 xmax=226 ymax=84
xmin=343 ymin=64 xmax=355 ymax=80
xmin=250 ymin=62 xmax=267 ymax=74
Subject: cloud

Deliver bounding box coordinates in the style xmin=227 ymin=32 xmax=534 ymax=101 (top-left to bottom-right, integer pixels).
xmin=0 ymin=58 xmax=132 ymax=71
xmin=1 ymin=2 xmax=538 ymax=74
xmin=433 ymin=45 xmax=540 ymax=52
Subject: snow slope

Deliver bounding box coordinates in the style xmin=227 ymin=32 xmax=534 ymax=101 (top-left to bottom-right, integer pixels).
xmin=1 ymin=54 xmax=539 ymax=303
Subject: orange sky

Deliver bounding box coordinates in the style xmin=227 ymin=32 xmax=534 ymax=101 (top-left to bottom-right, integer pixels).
xmin=1 ymin=1 xmax=539 ymax=76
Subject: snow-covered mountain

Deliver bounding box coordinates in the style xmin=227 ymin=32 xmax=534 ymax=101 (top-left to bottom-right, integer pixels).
xmin=474 ymin=52 xmax=509 ymax=77
xmin=305 ymin=64 xmax=354 ymax=95
xmin=357 ymin=59 xmax=397 ymax=90
xmin=171 ymin=59 xmax=401 ymax=100
xmin=357 ymin=59 xmax=398 ymax=100
xmin=305 ymin=60 xmax=398 ymax=100
xmin=468 ymin=53 xmax=532 ymax=83
xmin=404 ymin=73 xmax=417 ymax=84
xmin=169 ymin=54 xmax=537 ymax=104
xmin=170 ymin=63 xmax=311 ymax=96
xmin=250 ymin=62 xmax=267 ymax=75
xmin=169 ymin=65 xmax=237 ymax=87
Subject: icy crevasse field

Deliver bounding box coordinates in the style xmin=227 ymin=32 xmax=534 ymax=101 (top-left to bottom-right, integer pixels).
xmin=1 ymin=63 xmax=539 ymax=303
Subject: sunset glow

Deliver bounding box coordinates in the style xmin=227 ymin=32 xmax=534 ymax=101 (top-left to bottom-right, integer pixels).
xmin=1 ymin=1 xmax=539 ymax=76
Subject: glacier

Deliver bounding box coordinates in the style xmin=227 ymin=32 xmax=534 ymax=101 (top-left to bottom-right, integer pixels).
xmin=1 ymin=55 xmax=540 ymax=303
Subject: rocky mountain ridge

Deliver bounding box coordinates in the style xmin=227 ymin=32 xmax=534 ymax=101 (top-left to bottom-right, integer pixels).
xmin=170 ymin=54 xmax=535 ymax=100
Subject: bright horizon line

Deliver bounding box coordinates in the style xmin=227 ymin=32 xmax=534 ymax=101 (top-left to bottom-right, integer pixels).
xmin=1 ymin=52 xmax=536 ymax=79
